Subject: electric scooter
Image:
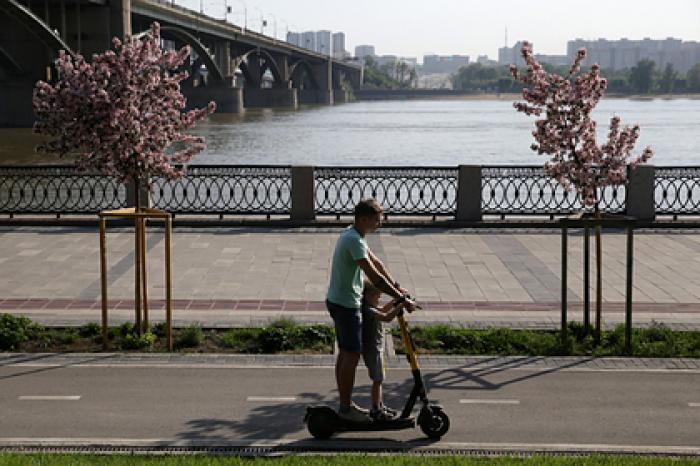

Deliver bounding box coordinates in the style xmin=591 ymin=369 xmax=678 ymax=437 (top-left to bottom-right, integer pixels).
xmin=304 ymin=305 xmax=450 ymax=440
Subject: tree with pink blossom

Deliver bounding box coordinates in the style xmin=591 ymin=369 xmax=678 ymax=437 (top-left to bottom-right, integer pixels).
xmin=510 ymin=41 xmax=653 ymax=212
xmin=33 ymin=22 xmax=216 ymax=209
xmin=511 ymin=42 xmax=654 ymax=340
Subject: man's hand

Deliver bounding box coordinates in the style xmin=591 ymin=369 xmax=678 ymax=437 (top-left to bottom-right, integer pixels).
xmin=403 ymin=297 xmax=417 ymax=313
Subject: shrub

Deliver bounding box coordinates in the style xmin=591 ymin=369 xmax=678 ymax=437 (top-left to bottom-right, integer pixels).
xmin=79 ymin=322 xmax=101 ymax=338
xmin=175 ymin=323 xmax=204 ymax=349
xmin=119 ymin=322 xmax=134 ymax=337
xmin=259 ymin=326 xmax=291 ymax=353
xmin=152 ymin=322 xmax=167 ymax=338
xmin=0 ymin=314 xmax=43 ymax=350
xmin=121 ymin=331 xmax=156 ymax=350
xmin=220 ymin=328 xmax=262 ymax=352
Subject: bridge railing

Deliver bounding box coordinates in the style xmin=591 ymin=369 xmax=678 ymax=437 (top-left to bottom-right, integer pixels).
xmin=0 ymin=164 xmax=695 ymax=221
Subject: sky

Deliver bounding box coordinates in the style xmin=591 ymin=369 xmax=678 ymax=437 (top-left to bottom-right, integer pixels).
xmin=180 ymin=0 xmax=700 ymax=62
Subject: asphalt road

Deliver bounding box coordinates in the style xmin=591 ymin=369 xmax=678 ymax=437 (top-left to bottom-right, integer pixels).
xmin=0 ymin=361 xmax=699 ymax=453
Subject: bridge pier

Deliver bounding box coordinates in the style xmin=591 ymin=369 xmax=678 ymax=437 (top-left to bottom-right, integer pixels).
xmin=182 ymin=83 xmax=243 ymax=113
xmin=243 ymin=88 xmax=298 ymax=109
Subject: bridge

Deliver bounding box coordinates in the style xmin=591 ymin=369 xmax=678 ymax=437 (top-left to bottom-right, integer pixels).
xmin=0 ymin=0 xmax=363 ymax=127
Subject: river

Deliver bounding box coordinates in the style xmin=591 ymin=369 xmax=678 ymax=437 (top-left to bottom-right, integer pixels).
xmin=1 ymin=97 xmax=698 ymax=166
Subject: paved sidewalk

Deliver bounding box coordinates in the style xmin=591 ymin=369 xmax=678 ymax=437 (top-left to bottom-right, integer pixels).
xmin=2 ymin=226 xmax=700 ymax=329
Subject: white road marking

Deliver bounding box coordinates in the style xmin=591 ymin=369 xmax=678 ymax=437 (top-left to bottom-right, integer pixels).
xmin=18 ymin=396 xmax=81 ymax=401
xmin=459 ymin=399 xmax=520 ymax=405
xmin=689 ymin=402 xmax=700 ymax=407
xmin=246 ymin=396 xmax=297 ymax=402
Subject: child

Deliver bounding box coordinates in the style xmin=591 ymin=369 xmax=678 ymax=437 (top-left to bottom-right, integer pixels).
xmin=361 ymin=279 xmax=406 ymax=421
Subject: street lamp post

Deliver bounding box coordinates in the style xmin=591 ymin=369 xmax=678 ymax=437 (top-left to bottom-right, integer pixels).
xmin=229 ymin=0 xmax=247 ymax=31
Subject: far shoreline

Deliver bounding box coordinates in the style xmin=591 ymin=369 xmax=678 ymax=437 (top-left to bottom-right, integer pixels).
xmin=353 ymin=91 xmax=700 ymax=102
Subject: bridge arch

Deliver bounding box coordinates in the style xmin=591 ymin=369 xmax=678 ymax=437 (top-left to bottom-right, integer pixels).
xmin=0 ymin=0 xmax=73 ymax=61
xmin=289 ymin=60 xmax=319 ymax=90
xmin=135 ymin=25 xmax=224 ymax=82
xmin=234 ymin=49 xmax=284 ymax=85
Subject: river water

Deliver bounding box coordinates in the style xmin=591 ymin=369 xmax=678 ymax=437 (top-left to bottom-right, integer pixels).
xmin=1 ymin=97 xmax=699 ymax=166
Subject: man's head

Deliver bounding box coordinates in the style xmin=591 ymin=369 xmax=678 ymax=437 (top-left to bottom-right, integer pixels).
xmin=354 ymin=198 xmax=383 ymax=235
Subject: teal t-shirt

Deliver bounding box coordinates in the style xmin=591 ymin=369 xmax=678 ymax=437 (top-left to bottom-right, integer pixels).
xmin=326 ymin=226 xmax=368 ymax=309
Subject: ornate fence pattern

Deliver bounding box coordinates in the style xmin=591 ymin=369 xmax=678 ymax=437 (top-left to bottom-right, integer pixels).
xmin=314 ymin=167 xmax=458 ymax=215
xmin=151 ymin=165 xmax=292 ymax=214
xmin=654 ymin=167 xmax=700 ymax=215
xmin=482 ymin=166 xmax=626 ymax=216
xmin=1 ymin=164 xmax=699 ymax=219
xmin=0 ymin=166 xmax=126 ymax=213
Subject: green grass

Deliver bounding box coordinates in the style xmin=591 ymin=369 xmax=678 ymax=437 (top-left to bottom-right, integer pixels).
xmin=0 ymin=455 xmax=699 ymax=465
xmin=395 ymin=322 xmax=700 ymax=358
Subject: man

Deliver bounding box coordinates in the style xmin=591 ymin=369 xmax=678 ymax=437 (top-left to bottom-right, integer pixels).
xmin=326 ymin=198 xmax=415 ymax=423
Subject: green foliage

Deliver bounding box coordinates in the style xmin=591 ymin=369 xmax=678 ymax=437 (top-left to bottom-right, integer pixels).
xmin=151 ymin=322 xmax=167 ymax=338
xmin=119 ymin=322 xmax=134 ymax=337
xmin=78 ymin=322 xmax=101 ymax=338
xmin=400 ymin=322 xmax=700 ymax=358
xmin=120 ymin=331 xmax=156 ymax=350
xmin=219 ymin=321 xmax=333 ymax=353
xmin=0 ymin=313 xmax=44 ymax=350
xmin=43 ymin=328 xmax=79 ymax=346
xmin=461 ymin=59 xmax=700 ymax=96
xmin=362 ymin=56 xmax=415 ymax=90
xmin=629 ymin=59 xmax=656 ymax=94
xmin=175 ymin=323 xmax=204 ymax=349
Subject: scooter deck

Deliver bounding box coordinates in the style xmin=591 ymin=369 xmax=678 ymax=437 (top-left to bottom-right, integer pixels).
xmin=335 ymin=416 xmax=416 ymax=432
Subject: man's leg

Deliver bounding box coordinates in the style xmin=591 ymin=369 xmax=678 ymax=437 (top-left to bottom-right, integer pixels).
xmin=336 ymin=350 xmax=361 ymax=406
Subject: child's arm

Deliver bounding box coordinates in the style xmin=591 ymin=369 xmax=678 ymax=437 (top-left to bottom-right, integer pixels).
xmin=375 ymin=301 xmax=405 ymax=322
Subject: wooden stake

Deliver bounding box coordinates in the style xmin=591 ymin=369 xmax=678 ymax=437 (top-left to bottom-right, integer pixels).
xmin=134 ymin=216 xmax=142 ymax=336
xmin=99 ymin=217 xmax=108 ymax=350
xmin=165 ymin=215 xmax=173 ymax=351
xmin=140 ymin=217 xmax=149 ymax=332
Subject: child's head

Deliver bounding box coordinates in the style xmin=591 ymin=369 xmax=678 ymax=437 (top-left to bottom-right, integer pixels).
xmin=362 ymin=279 xmax=381 ymax=307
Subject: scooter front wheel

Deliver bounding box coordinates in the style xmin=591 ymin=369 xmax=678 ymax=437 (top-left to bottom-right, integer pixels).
xmin=306 ymin=408 xmax=337 ymax=439
xmin=418 ymin=406 xmax=450 ymax=439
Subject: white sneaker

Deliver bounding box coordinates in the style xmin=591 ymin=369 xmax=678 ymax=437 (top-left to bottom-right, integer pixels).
xmin=338 ymin=404 xmax=371 ymax=423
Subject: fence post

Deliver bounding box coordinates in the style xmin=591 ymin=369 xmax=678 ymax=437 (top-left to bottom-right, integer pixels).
xmin=291 ymin=166 xmax=315 ymax=222
xmin=456 ymin=165 xmax=482 ymax=222
xmin=626 ymin=164 xmax=655 ymax=221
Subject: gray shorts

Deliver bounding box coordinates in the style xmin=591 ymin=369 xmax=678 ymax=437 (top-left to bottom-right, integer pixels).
xmin=363 ymin=340 xmax=385 ymax=382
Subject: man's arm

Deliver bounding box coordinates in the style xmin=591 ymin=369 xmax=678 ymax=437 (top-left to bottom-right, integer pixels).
xmin=367 ymin=249 xmax=406 ymax=294
xmin=356 ymin=258 xmax=403 ymax=299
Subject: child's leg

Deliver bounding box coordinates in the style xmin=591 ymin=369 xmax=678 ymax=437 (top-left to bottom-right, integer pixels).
xmin=371 ymin=380 xmax=382 ymax=409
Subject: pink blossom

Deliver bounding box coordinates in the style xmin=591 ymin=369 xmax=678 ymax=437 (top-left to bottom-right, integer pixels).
xmin=511 ymin=42 xmax=653 ymax=207
xmin=33 ymin=22 xmax=216 ymax=186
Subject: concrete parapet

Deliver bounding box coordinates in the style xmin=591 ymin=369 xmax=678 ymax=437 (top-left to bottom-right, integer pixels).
xmin=626 ymin=164 xmax=655 ymax=221
xmin=291 ymin=166 xmax=315 ymax=222
xmin=244 ymin=88 xmax=298 ymax=109
xmin=456 ymin=165 xmax=482 ymax=221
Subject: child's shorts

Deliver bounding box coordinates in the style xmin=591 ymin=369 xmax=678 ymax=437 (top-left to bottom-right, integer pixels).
xmin=363 ymin=340 xmax=385 ymax=382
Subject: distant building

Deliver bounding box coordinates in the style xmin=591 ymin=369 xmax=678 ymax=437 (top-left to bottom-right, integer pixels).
xmin=301 ymin=31 xmax=316 ymax=52
xmin=355 ymin=45 xmax=376 ymax=59
xmin=476 ymin=55 xmax=498 ymax=67
xmin=498 ymin=41 xmax=531 ymax=67
xmin=567 ymin=37 xmax=700 ymax=72
xmin=286 ymin=32 xmax=301 ymax=47
xmin=375 ymin=55 xmax=398 ymax=68
xmin=422 ymin=55 xmax=470 ymax=74
xmin=534 ymin=54 xmax=569 ymax=67
xmin=316 ymin=30 xmax=331 ymax=55
xmin=332 ymin=32 xmax=346 ymax=59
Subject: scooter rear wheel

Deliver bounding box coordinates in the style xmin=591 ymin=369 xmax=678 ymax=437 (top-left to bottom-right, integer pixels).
xmin=306 ymin=410 xmax=336 ymax=439
xmin=418 ymin=407 xmax=450 ymax=439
